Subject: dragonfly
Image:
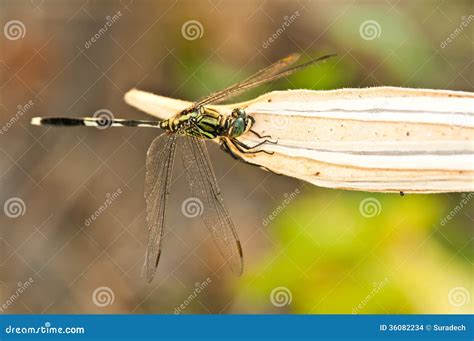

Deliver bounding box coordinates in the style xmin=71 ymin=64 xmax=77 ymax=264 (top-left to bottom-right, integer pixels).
xmin=31 ymin=52 xmax=335 ymax=282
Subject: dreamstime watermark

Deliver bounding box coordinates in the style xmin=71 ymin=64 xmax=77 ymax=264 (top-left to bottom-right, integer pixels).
xmin=359 ymin=197 xmax=382 ymax=218
xmin=84 ymin=11 xmax=123 ymax=49
xmin=4 ymin=321 xmax=85 ymax=335
xmin=92 ymin=286 xmax=115 ymax=307
xmin=181 ymin=20 xmax=204 ymax=41
xmin=4 ymin=20 xmax=26 ymax=40
xmin=440 ymin=192 xmax=473 ymax=226
xmin=270 ymin=114 xmax=291 ymax=130
xmin=4 ymin=197 xmax=26 ymax=218
xmin=174 ymin=277 xmax=212 ymax=314
xmin=0 ymin=277 xmax=34 ymax=312
xmin=83 ymin=189 xmax=122 ymax=227
xmin=359 ymin=20 xmax=381 ymax=40
xmin=352 ymin=277 xmax=389 ymax=314
xmin=440 ymin=15 xmax=473 ymax=49
xmin=92 ymin=109 xmax=115 ymax=129
xmin=270 ymin=286 xmax=292 ymax=307
xmin=262 ymin=10 xmax=301 ymax=49
xmin=262 ymin=188 xmax=300 ymax=227
xmin=448 ymin=287 xmax=470 ymax=307
xmin=181 ymin=197 xmax=204 ymax=218
xmin=0 ymin=100 xmax=34 ymax=135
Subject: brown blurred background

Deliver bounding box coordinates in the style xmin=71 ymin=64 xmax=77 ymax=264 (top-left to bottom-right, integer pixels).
xmin=0 ymin=0 xmax=472 ymax=314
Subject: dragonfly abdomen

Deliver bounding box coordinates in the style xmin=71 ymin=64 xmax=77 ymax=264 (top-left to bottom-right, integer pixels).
xmin=31 ymin=117 xmax=162 ymax=128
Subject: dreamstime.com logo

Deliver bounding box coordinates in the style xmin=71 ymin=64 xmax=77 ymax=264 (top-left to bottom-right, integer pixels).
xmin=0 ymin=277 xmax=34 ymax=312
xmin=181 ymin=20 xmax=204 ymax=41
xmin=0 ymin=100 xmax=34 ymax=135
xmin=270 ymin=114 xmax=291 ymax=130
xmin=4 ymin=322 xmax=85 ymax=335
xmin=174 ymin=277 xmax=212 ymax=314
xmin=92 ymin=286 xmax=115 ymax=307
xmin=263 ymin=188 xmax=300 ymax=227
xmin=440 ymin=192 xmax=473 ymax=226
xmin=92 ymin=109 xmax=115 ymax=129
xmin=448 ymin=287 xmax=470 ymax=307
xmin=181 ymin=197 xmax=204 ymax=218
xmin=4 ymin=20 xmax=26 ymax=40
xmin=359 ymin=20 xmax=382 ymax=40
xmin=270 ymin=286 xmax=293 ymax=307
xmin=352 ymin=277 xmax=390 ymax=314
xmin=440 ymin=15 xmax=474 ymax=49
xmin=359 ymin=197 xmax=382 ymax=218
xmin=262 ymin=10 xmax=301 ymax=49
xmin=84 ymin=11 xmax=123 ymax=49
xmin=83 ymin=188 xmax=123 ymax=227
xmin=3 ymin=197 xmax=26 ymax=218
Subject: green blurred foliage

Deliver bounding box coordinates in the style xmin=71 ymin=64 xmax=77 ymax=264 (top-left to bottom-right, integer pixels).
xmin=329 ymin=6 xmax=441 ymax=86
xmin=237 ymin=190 xmax=472 ymax=314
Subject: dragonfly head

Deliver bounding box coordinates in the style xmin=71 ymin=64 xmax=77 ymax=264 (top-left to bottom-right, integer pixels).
xmin=228 ymin=108 xmax=252 ymax=138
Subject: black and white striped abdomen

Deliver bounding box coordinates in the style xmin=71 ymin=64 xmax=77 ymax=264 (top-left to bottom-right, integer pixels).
xmin=31 ymin=117 xmax=162 ymax=129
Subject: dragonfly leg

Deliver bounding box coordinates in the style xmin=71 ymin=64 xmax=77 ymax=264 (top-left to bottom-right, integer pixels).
xmin=228 ymin=139 xmax=263 ymax=154
xmin=220 ymin=138 xmax=241 ymax=160
xmin=220 ymin=138 xmax=282 ymax=175
xmin=248 ymin=116 xmax=276 ymax=141
xmin=249 ymin=129 xmax=272 ymax=140
xmin=231 ymin=138 xmax=274 ymax=155
xmin=221 ymin=138 xmax=263 ymax=156
xmin=244 ymin=138 xmax=277 ymax=149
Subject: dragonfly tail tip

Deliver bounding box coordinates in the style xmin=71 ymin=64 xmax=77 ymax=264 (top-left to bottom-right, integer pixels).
xmin=31 ymin=117 xmax=43 ymax=126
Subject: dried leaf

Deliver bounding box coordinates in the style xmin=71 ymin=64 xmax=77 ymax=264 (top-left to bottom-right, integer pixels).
xmin=124 ymin=87 xmax=474 ymax=193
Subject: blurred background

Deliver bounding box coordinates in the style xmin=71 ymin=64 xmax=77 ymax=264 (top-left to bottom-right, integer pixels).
xmin=0 ymin=0 xmax=472 ymax=314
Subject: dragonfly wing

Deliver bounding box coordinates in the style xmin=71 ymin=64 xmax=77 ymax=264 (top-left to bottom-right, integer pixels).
xmin=194 ymin=53 xmax=301 ymax=107
xmin=143 ymin=133 xmax=178 ymax=282
xmin=239 ymin=53 xmax=301 ymax=84
xmin=195 ymin=53 xmax=335 ymax=106
xmin=178 ymin=135 xmax=243 ymax=275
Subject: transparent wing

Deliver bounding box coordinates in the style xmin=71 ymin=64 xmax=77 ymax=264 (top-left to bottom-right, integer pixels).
xmin=143 ymin=133 xmax=178 ymax=282
xmin=239 ymin=53 xmax=301 ymax=84
xmin=178 ymin=135 xmax=243 ymax=275
xmin=194 ymin=53 xmax=301 ymax=106
xmin=195 ymin=53 xmax=335 ymax=107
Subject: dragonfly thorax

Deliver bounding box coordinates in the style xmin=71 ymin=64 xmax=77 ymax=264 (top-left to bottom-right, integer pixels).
xmin=160 ymin=106 xmax=252 ymax=140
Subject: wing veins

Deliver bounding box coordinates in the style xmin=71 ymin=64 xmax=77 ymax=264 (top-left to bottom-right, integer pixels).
xmin=144 ymin=133 xmax=177 ymax=282
xmin=193 ymin=53 xmax=300 ymax=107
xmin=195 ymin=53 xmax=335 ymax=106
xmin=179 ymin=135 xmax=243 ymax=275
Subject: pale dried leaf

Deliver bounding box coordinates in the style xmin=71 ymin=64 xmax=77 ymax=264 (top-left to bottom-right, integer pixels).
xmin=124 ymin=87 xmax=474 ymax=193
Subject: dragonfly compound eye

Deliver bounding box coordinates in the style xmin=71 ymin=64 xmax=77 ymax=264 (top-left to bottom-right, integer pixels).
xmin=229 ymin=117 xmax=246 ymax=138
xmin=232 ymin=108 xmax=246 ymax=118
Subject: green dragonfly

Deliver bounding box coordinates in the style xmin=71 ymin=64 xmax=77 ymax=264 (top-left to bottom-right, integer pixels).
xmin=31 ymin=53 xmax=334 ymax=282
